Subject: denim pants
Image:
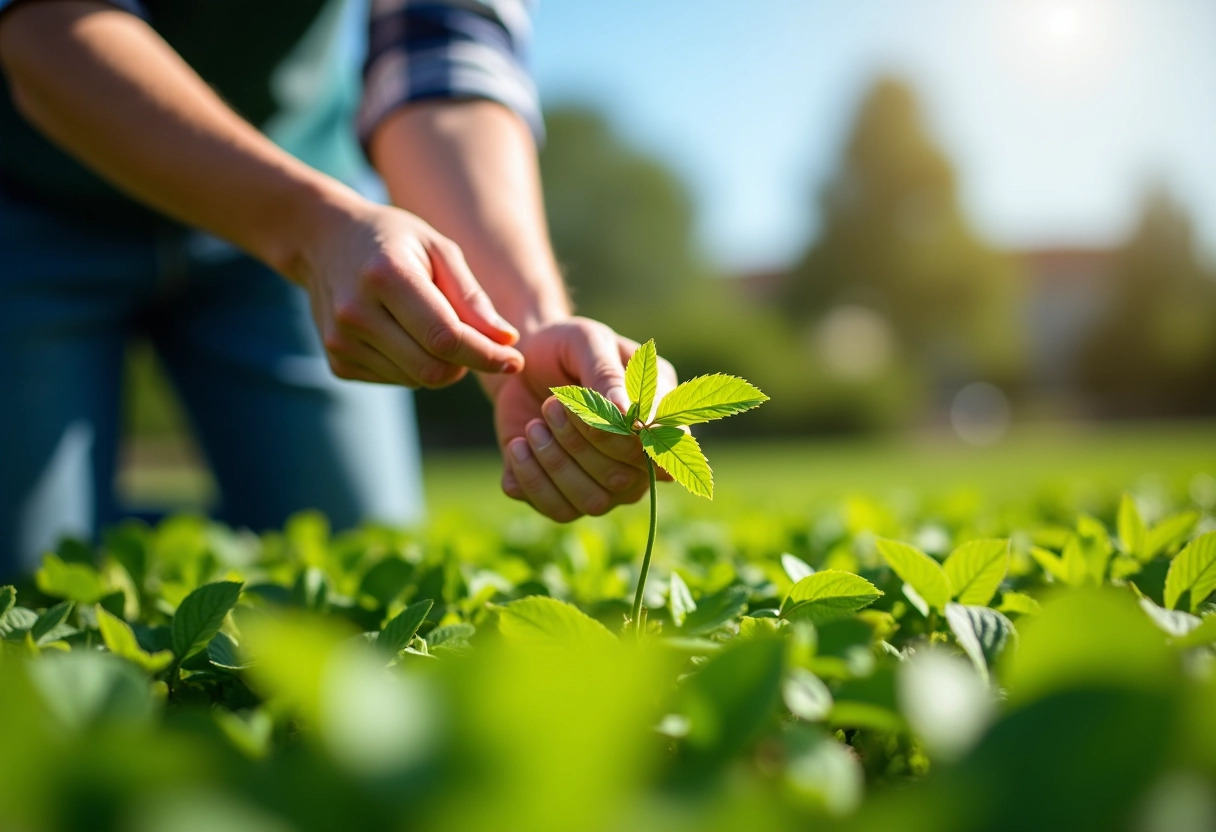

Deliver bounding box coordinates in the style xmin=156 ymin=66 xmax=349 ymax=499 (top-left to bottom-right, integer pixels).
xmin=0 ymin=192 xmax=425 ymax=578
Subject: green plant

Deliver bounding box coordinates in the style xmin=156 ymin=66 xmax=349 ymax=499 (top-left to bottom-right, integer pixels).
xmin=551 ymin=339 xmax=768 ymax=633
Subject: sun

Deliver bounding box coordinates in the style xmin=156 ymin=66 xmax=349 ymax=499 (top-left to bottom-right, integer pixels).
xmin=1002 ymin=0 xmax=1121 ymax=89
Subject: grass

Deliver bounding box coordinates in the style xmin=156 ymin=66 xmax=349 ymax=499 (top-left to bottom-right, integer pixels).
xmin=117 ymin=420 xmax=1216 ymax=522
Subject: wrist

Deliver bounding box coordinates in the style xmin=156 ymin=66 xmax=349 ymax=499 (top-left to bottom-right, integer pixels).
xmin=259 ymin=172 xmax=367 ymax=286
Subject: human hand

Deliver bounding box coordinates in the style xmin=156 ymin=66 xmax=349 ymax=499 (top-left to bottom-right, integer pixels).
xmin=484 ymin=318 xmax=678 ymax=522
xmin=298 ymin=198 xmax=525 ymax=387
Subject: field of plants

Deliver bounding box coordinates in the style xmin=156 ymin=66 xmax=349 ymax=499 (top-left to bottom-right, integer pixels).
xmin=2 ymin=426 xmax=1215 ymax=832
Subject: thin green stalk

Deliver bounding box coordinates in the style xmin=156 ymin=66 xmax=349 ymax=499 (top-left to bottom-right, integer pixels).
xmin=631 ymin=457 xmax=658 ymax=635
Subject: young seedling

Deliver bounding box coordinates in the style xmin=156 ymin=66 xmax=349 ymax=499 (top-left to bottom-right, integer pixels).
xmin=550 ymin=339 xmax=768 ymax=635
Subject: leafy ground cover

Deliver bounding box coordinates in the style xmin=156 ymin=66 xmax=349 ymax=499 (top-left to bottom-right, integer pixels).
xmin=3 ymin=427 xmax=1216 ymax=832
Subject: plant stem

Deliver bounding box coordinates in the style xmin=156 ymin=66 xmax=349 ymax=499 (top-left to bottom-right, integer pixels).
xmin=631 ymin=457 xmax=658 ymax=636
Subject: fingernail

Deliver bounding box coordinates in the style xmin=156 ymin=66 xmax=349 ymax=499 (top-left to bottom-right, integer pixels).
xmin=509 ymin=438 xmax=530 ymax=462
xmin=526 ymin=421 xmax=552 ymax=449
xmin=544 ymin=399 xmax=568 ymax=428
xmin=494 ymin=314 xmax=519 ymax=337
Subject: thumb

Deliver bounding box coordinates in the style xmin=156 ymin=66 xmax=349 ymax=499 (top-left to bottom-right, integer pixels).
xmin=428 ymin=239 xmax=520 ymax=346
xmin=564 ymin=324 xmax=630 ymax=414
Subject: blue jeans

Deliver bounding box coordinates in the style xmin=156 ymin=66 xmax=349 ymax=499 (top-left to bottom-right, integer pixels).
xmin=0 ymin=191 xmax=425 ymax=578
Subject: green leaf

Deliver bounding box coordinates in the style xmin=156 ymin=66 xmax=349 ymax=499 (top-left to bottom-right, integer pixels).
xmin=625 ymin=338 xmax=659 ymax=422
xmin=0 ymin=606 xmax=37 ymax=637
xmin=1171 ymin=614 xmax=1216 ymax=648
xmin=780 ymin=570 xmax=883 ymax=625
xmin=378 ymin=598 xmax=434 ymax=655
xmin=945 ymin=603 xmax=1016 ymax=683
xmin=1163 ymin=531 xmax=1216 ymax=612
xmin=681 ymin=585 xmax=750 ymax=635
xmin=549 ymin=385 xmax=632 ymax=435
xmin=943 ymin=539 xmax=1009 ymax=606
xmin=1143 ymin=512 xmax=1199 ymax=562
xmin=0 ymin=585 xmax=14 ymax=619
xmin=653 ymin=374 xmax=768 ymax=427
xmin=998 ymin=591 xmax=1042 ymax=616
xmin=426 ymin=622 xmax=475 ymax=651
xmin=781 ymin=553 xmax=816 ymax=583
xmin=31 ymin=600 xmax=74 ymax=645
xmin=496 ymin=596 xmax=617 ymax=649
xmin=784 ymin=667 xmax=834 ymax=721
xmin=640 ymin=426 xmax=713 ymax=499
xmin=170 ymin=581 xmax=243 ymax=661
xmin=35 ymin=554 xmax=106 ymax=603
xmin=875 ymin=539 xmax=951 ymax=612
xmin=1137 ymin=596 xmax=1201 ymax=638
xmin=97 ymin=608 xmax=174 ymax=673
xmin=207 ymin=631 xmax=250 ymax=670
xmin=668 ymin=572 xmax=696 ymax=629
xmin=1117 ymin=495 xmax=1147 ymax=559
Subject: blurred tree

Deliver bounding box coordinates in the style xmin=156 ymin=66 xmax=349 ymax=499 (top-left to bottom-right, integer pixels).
xmin=539 ymin=107 xmax=711 ymax=320
xmin=782 ymin=77 xmax=1023 ymax=394
xmin=1079 ymin=188 xmax=1216 ymax=416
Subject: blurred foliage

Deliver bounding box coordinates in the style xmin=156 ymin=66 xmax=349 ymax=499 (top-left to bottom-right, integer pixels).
xmin=2 ymin=468 xmax=1216 ymax=831
xmin=1079 ymin=187 xmax=1216 ymax=417
xmin=123 ymin=81 xmax=1216 ymax=454
xmin=782 ymin=78 xmax=1024 ymax=411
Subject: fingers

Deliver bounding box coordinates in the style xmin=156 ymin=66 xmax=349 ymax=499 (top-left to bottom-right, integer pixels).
xmin=560 ymin=322 xmax=629 ymax=412
xmin=363 ymin=254 xmax=524 ymax=376
xmin=427 ymin=238 xmax=520 ymax=346
xmin=504 ymin=435 xmax=582 ymax=522
xmin=544 ymin=396 xmax=649 ymax=471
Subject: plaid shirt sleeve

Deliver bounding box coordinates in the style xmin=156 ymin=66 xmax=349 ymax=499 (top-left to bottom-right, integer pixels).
xmin=358 ymin=0 xmax=542 ymax=147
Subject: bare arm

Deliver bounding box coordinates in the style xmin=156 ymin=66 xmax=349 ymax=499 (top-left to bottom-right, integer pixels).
xmin=370 ymin=102 xmax=676 ymax=521
xmin=0 ymin=1 xmax=522 ymax=387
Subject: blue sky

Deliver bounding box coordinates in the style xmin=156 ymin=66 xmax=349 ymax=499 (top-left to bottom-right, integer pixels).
xmin=530 ymin=0 xmax=1216 ymax=273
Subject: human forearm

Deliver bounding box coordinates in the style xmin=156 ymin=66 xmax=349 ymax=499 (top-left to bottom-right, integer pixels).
xmin=0 ymin=1 xmax=353 ymax=280
xmin=368 ymin=100 xmax=571 ymax=334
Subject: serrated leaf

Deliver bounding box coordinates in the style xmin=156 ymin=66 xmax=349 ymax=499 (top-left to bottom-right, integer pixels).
xmin=781 ymin=553 xmax=816 ymax=583
xmin=625 ymin=338 xmax=659 ymax=422
xmin=171 ymin=581 xmax=242 ymax=661
xmin=31 ymin=600 xmax=74 ymax=645
xmin=876 ymin=539 xmax=951 ymax=612
xmin=1163 ymin=531 xmax=1216 ymax=612
xmin=98 ymin=608 xmax=173 ymax=673
xmin=1118 ymin=495 xmax=1147 ymax=559
xmin=668 ymin=572 xmax=696 ymax=628
xmin=378 ymin=598 xmax=433 ymax=655
xmin=549 ymin=385 xmax=632 ymax=435
xmin=496 ymin=596 xmax=617 ymax=648
xmin=653 ymin=374 xmax=768 ymax=427
xmin=640 ymin=426 xmax=713 ymax=499
xmin=0 ymin=586 xmax=14 ymax=619
xmin=1143 ymin=512 xmax=1199 ymax=562
xmin=780 ymin=570 xmax=883 ymax=625
xmin=945 ymin=603 xmax=1016 ymax=684
xmin=943 ymin=539 xmax=1009 ymax=606
xmin=681 ymin=585 xmax=750 ymax=635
